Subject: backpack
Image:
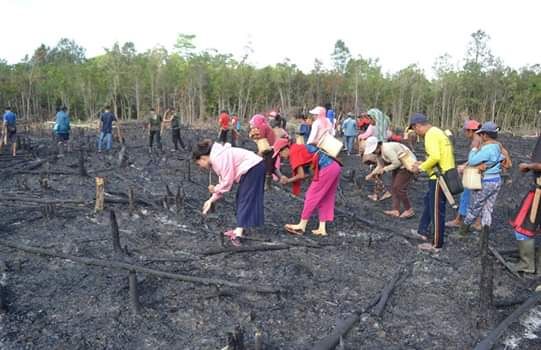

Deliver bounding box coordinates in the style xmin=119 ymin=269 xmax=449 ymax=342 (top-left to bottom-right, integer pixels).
xmin=498 ymin=142 xmax=512 ymax=170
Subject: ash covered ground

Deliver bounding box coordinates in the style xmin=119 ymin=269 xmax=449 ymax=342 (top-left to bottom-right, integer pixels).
xmin=1 ymin=125 xmax=540 ymax=349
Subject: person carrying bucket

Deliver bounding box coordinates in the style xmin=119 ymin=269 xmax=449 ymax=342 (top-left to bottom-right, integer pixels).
xmin=273 ymin=138 xmax=342 ymax=236
xmin=446 ymin=119 xmax=482 ymax=230
xmin=364 ymin=136 xmax=416 ymax=218
xmin=456 ymin=122 xmax=504 ymax=239
xmin=307 ymin=106 xmax=332 ymax=145
xmin=193 ymin=139 xmax=266 ymax=246
xmin=410 ymin=113 xmax=455 ymax=253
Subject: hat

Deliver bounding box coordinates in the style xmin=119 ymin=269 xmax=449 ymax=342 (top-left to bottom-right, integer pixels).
xmin=476 ymin=121 xmax=499 ymax=134
xmin=363 ymin=136 xmax=379 ymax=155
xmin=463 ymin=119 xmax=481 ymax=130
xmin=409 ymin=113 xmax=428 ymax=127
xmin=269 ymin=111 xmax=278 ymax=117
xmin=309 ymin=106 xmax=325 ymax=115
xmin=272 ymin=137 xmax=290 ymax=158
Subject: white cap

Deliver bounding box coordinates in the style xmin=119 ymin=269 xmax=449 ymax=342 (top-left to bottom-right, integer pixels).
xmin=363 ymin=136 xmax=379 ymax=155
xmin=309 ymin=106 xmax=325 ymax=115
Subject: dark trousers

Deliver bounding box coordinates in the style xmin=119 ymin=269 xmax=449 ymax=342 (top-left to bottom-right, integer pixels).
xmin=219 ymin=129 xmax=229 ymax=144
xmin=391 ymin=168 xmax=413 ymax=211
xmin=172 ymin=129 xmax=185 ymax=150
xmin=231 ymin=130 xmax=239 ymax=147
xmin=418 ymin=179 xmax=446 ymax=248
xmin=149 ymin=130 xmax=161 ymax=150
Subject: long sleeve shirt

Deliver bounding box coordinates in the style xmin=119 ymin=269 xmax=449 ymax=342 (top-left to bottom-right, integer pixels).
xmin=419 ymin=126 xmax=455 ymax=179
xmin=468 ymin=143 xmax=503 ymax=180
xmin=358 ymin=124 xmax=375 ymax=140
xmin=380 ymin=142 xmax=416 ymax=173
xmin=307 ymin=119 xmax=332 ymax=145
xmin=210 ymin=143 xmax=262 ymax=201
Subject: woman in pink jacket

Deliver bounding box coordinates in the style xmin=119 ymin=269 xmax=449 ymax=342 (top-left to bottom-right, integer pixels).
xmin=193 ymin=140 xmax=266 ymax=246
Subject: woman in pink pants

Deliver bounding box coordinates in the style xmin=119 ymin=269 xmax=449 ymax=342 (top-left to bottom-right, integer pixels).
xmin=272 ymin=138 xmax=342 ymax=236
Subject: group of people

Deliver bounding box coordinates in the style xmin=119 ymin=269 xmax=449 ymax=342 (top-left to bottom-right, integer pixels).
xmin=193 ymin=104 xmax=541 ymax=277
xmin=3 ymin=103 xmax=541 ymax=277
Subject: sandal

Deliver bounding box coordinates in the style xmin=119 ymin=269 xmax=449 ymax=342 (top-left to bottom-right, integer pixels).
xmin=400 ymin=210 xmax=415 ymax=219
xmin=417 ymin=242 xmax=441 ymax=253
xmin=383 ymin=210 xmax=400 ymax=217
xmin=285 ymin=224 xmax=304 ymax=236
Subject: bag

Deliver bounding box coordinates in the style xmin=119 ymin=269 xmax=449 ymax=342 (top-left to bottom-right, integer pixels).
xmin=499 ymin=143 xmax=512 ymax=170
xmin=317 ymin=132 xmax=343 ymax=158
xmin=397 ymin=145 xmax=417 ymax=172
xmin=462 ymin=166 xmax=482 ymax=190
xmin=442 ymin=168 xmax=464 ymax=195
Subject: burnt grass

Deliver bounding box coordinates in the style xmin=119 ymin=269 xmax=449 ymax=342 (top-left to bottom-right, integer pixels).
xmin=1 ymin=124 xmax=540 ymax=349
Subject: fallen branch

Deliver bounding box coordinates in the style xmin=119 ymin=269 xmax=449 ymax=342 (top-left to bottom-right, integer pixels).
xmin=474 ymin=292 xmax=541 ymax=350
xmin=488 ymin=246 xmax=524 ymax=282
xmin=201 ymin=244 xmax=292 ymax=256
xmin=0 ymin=239 xmax=284 ymax=294
xmin=311 ymin=262 xmax=412 ymax=350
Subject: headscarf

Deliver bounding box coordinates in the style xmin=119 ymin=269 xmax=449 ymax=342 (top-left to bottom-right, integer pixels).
xmin=250 ymin=114 xmax=268 ymax=129
xmin=250 ymin=114 xmax=276 ymax=146
xmin=289 ymin=144 xmax=319 ymax=196
xmin=367 ymin=108 xmax=390 ymax=142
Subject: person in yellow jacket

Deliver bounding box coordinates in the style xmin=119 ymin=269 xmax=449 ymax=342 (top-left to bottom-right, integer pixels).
xmin=410 ymin=113 xmax=455 ymax=253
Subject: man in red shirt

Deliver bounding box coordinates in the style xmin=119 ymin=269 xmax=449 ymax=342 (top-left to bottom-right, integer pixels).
xmin=218 ymin=110 xmax=230 ymax=144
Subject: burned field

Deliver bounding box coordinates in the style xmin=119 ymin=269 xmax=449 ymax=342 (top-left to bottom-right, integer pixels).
xmin=1 ymin=125 xmax=541 ymax=349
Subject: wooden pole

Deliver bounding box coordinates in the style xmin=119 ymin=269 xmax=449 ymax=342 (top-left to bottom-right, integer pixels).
xmin=95 ymin=177 xmax=105 ymax=212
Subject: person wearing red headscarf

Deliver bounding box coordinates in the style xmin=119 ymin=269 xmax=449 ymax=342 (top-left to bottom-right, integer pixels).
xmin=272 ymin=138 xmax=341 ymax=236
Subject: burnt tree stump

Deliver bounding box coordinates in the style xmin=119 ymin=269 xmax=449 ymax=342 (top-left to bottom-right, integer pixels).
xmin=128 ymin=270 xmax=142 ymax=315
xmin=79 ymin=149 xmax=88 ymax=177
xmin=95 ymin=177 xmax=105 ymax=212
xmin=110 ymin=210 xmax=122 ymax=255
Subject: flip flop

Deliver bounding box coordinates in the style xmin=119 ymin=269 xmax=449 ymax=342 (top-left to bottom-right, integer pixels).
xmin=400 ymin=211 xmax=415 ymax=219
xmin=284 ymin=225 xmax=304 ymax=236
xmin=417 ymin=243 xmax=441 ymax=254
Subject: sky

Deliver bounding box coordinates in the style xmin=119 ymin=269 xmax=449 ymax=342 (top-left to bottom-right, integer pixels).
xmin=2 ymin=0 xmax=540 ymax=76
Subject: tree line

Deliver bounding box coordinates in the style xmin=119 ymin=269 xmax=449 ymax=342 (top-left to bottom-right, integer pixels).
xmin=0 ymin=30 xmax=539 ymax=131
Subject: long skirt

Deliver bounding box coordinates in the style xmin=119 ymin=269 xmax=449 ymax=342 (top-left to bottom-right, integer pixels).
xmin=301 ymin=161 xmax=342 ymax=222
xmin=236 ymin=161 xmax=266 ymax=227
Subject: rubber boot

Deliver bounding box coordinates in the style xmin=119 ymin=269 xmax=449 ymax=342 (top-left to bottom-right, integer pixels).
xmin=511 ymin=240 xmax=536 ymax=274
xmin=457 ymin=223 xmax=471 ymax=239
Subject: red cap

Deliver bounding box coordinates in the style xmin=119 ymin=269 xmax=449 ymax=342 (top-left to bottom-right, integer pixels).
xmin=463 ymin=120 xmax=481 ymax=130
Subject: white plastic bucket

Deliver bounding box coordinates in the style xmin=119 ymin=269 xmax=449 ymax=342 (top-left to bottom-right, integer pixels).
xmin=317 ymin=133 xmax=343 ymax=158
xmin=462 ymin=166 xmax=482 ymax=190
